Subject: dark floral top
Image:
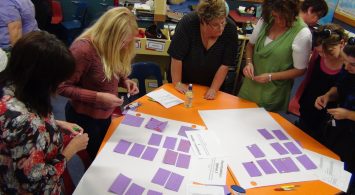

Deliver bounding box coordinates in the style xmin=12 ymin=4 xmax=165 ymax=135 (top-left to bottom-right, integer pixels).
xmin=0 ymin=85 xmax=66 ymax=195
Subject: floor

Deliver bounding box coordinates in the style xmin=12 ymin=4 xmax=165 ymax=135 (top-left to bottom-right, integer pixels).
xmin=53 ymin=77 xmax=302 ymax=190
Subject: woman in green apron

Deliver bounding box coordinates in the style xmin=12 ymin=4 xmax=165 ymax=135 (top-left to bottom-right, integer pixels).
xmin=238 ymin=0 xmax=312 ymax=112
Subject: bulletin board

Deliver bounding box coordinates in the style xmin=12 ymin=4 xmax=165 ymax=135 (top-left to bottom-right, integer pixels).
xmin=334 ymin=0 xmax=355 ymax=26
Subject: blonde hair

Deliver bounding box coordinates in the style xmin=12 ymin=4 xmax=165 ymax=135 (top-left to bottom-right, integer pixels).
xmin=196 ymin=0 xmax=227 ymax=23
xmin=77 ymin=7 xmax=138 ymax=80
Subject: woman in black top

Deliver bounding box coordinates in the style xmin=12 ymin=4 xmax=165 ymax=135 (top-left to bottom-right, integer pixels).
xmin=168 ymin=0 xmax=238 ymax=99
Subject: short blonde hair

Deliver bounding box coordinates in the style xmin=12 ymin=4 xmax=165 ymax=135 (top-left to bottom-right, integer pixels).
xmin=77 ymin=7 xmax=138 ymax=80
xmin=196 ymin=0 xmax=227 ymax=23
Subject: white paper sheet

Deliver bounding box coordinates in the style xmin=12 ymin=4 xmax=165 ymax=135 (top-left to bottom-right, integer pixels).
xmin=305 ymin=150 xmax=352 ymax=192
xmin=73 ymin=111 xmax=204 ymax=195
xmin=187 ymin=185 xmax=225 ymax=195
xmin=146 ymin=88 xmax=184 ymax=108
xmin=186 ymin=130 xmax=227 ymax=158
xmin=199 ymin=108 xmax=318 ymax=189
xmin=189 ymin=157 xmax=228 ymax=185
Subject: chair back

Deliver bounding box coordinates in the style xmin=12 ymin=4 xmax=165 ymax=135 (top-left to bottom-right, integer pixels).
xmin=73 ymin=1 xmax=88 ymax=27
xmin=51 ymin=1 xmax=63 ymax=24
xmin=129 ymin=62 xmax=163 ymax=98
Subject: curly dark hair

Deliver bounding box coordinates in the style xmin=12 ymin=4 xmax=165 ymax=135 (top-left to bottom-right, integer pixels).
xmin=262 ymin=0 xmax=300 ymax=28
xmin=343 ymin=37 xmax=355 ymax=58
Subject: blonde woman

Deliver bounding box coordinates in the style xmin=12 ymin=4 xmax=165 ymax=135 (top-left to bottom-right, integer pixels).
xmin=168 ymin=0 xmax=238 ymax=100
xmin=58 ymin=7 xmax=139 ymax=161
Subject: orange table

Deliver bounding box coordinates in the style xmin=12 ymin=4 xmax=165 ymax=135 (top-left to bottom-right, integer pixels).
xmin=101 ymin=84 xmax=340 ymax=194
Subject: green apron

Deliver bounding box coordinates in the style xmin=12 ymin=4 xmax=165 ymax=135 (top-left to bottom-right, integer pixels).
xmin=238 ymin=18 xmax=306 ymax=112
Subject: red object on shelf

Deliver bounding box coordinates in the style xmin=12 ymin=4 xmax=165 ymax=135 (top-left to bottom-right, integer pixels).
xmin=113 ymin=0 xmax=119 ymax=6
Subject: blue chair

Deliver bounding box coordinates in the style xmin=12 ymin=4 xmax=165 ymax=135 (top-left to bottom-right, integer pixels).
xmin=61 ymin=1 xmax=88 ymax=44
xmin=129 ymin=62 xmax=163 ymax=99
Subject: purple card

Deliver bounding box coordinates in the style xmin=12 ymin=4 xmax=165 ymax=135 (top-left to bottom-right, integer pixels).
xmin=163 ymin=149 xmax=178 ymax=165
xmin=165 ymin=172 xmax=184 ymax=192
xmin=109 ymin=173 xmax=132 ymax=195
xmin=148 ymin=133 xmax=162 ymax=146
xmin=256 ymin=159 xmax=277 ymax=174
xmin=121 ymin=114 xmax=144 ymax=127
xmin=270 ymin=142 xmax=289 ymax=155
xmin=177 ymin=139 xmax=191 ymax=153
xmin=147 ymin=190 xmax=163 ymax=195
xmin=296 ymin=154 xmax=317 ymax=170
xmin=271 ymin=157 xmax=300 ymax=173
xmin=114 ymin=139 xmax=132 ymax=154
xmin=178 ymin=126 xmax=196 ymax=137
xmin=272 ymin=130 xmax=289 ymax=140
xmin=151 ymin=168 xmax=171 ymax=186
xmin=246 ymin=144 xmax=265 ymax=158
xmin=176 ymin=153 xmax=191 ymax=169
xmin=242 ymin=161 xmax=262 ymax=177
xmin=141 ymin=146 xmax=158 ymax=161
xmin=145 ymin=118 xmax=168 ymax=132
xmin=257 ymin=128 xmax=275 ymax=140
xmin=125 ymin=183 xmax=144 ymax=195
xmin=163 ymin=136 xmax=177 ymax=150
xmin=284 ymin=142 xmax=302 ymax=155
xmin=223 ymin=185 xmax=230 ymax=195
xmin=128 ymin=143 xmax=145 ymax=158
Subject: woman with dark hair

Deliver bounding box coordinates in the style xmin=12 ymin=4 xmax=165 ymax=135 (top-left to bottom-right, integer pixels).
xmin=238 ymin=0 xmax=312 ymax=111
xmin=0 ymin=31 xmax=89 ymax=194
xmin=315 ymin=39 xmax=355 ymax=194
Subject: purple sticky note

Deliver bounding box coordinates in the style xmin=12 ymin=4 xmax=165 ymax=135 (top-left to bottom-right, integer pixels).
xmin=163 ymin=149 xmax=178 ymax=165
xmin=178 ymin=126 xmax=196 ymax=137
xmin=125 ymin=183 xmax=144 ymax=195
xmin=272 ymin=130 xmax=289 ymax=140
xmin=256 ymin=159 xmax=277 ymax=174
xmin=177 ymin=139 xmax=191 ymax=153
xmin=109 ymin=173 xmax=132 ymax=195
xmin=223 ymin=185 xmax=230 ymax=195
xmin=141 ymin=146 xmax=158 ymax=161
xmin=151 ymin=168 xmax=171 ymax=186
xmin=296 ymin=154 xmax=317 ymax=170
xmin=270 ymin=142 xmax=289 ymax=155
xmin=128 ymin=143 xmax=145 ymax=158
xmin=145 ymin=118 xmax=168 ymax=132
xmin=148 ymin=133 xmax=162 ymax=146
xmin=284 ymin=142 xmax=302 ymax=155
xmin=114 ymin=139 xmax=132 ymax=154
xmin=147 ymin=190 xmax=163 ymax=195
xmin=242 ymin=161 xmax=262 ymax=177
xmin=165 ymin=172 xmax=184 ymax=192
xmin=271 ymin=157 xmax=300 ymax=173
xmin=163 ymin=136 xmax=177 ymax=150
xmin=176 ymin=153 xmax=191 ymax=169
xmin=121 ymin=114 xmax=144 ymax=127
xmin=247 ymin=144 xmax=265 ymax=158
xmin=257 ymin=128 xmax=275 ymax=140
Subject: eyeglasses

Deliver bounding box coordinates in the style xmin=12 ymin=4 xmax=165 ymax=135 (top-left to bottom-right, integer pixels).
xmin=208 ymin=19 xmax=226 ymax=30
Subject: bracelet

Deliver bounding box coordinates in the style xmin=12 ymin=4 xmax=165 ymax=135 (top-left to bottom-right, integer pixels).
xmin=268 ymin=74 xmax=272 ymax=82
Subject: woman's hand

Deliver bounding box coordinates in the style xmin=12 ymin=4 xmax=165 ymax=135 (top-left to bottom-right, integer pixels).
xmin=327 ymin=108 xmax=350 ymax=120
xmin=204 ymin=88 xmax=217 ymax=100
xmin=97 ymin=92 xmax=124 ymax=108
xmin=56 ymin=120 xmax=84 ymax=135
xmin=254 ymin=73 xmax=270 ymax=84
xmin=62 ymin=133 xmax=89 ymax=161
xmin=315 ymin=94 xmax=329 ymax=110
xmin=175 ymin=82 xmax=188 ymax=94
xmin=124 ymin=79 xmax=139 ymax=95
xmin=243 ymin=63 xmax=255 ymax=79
